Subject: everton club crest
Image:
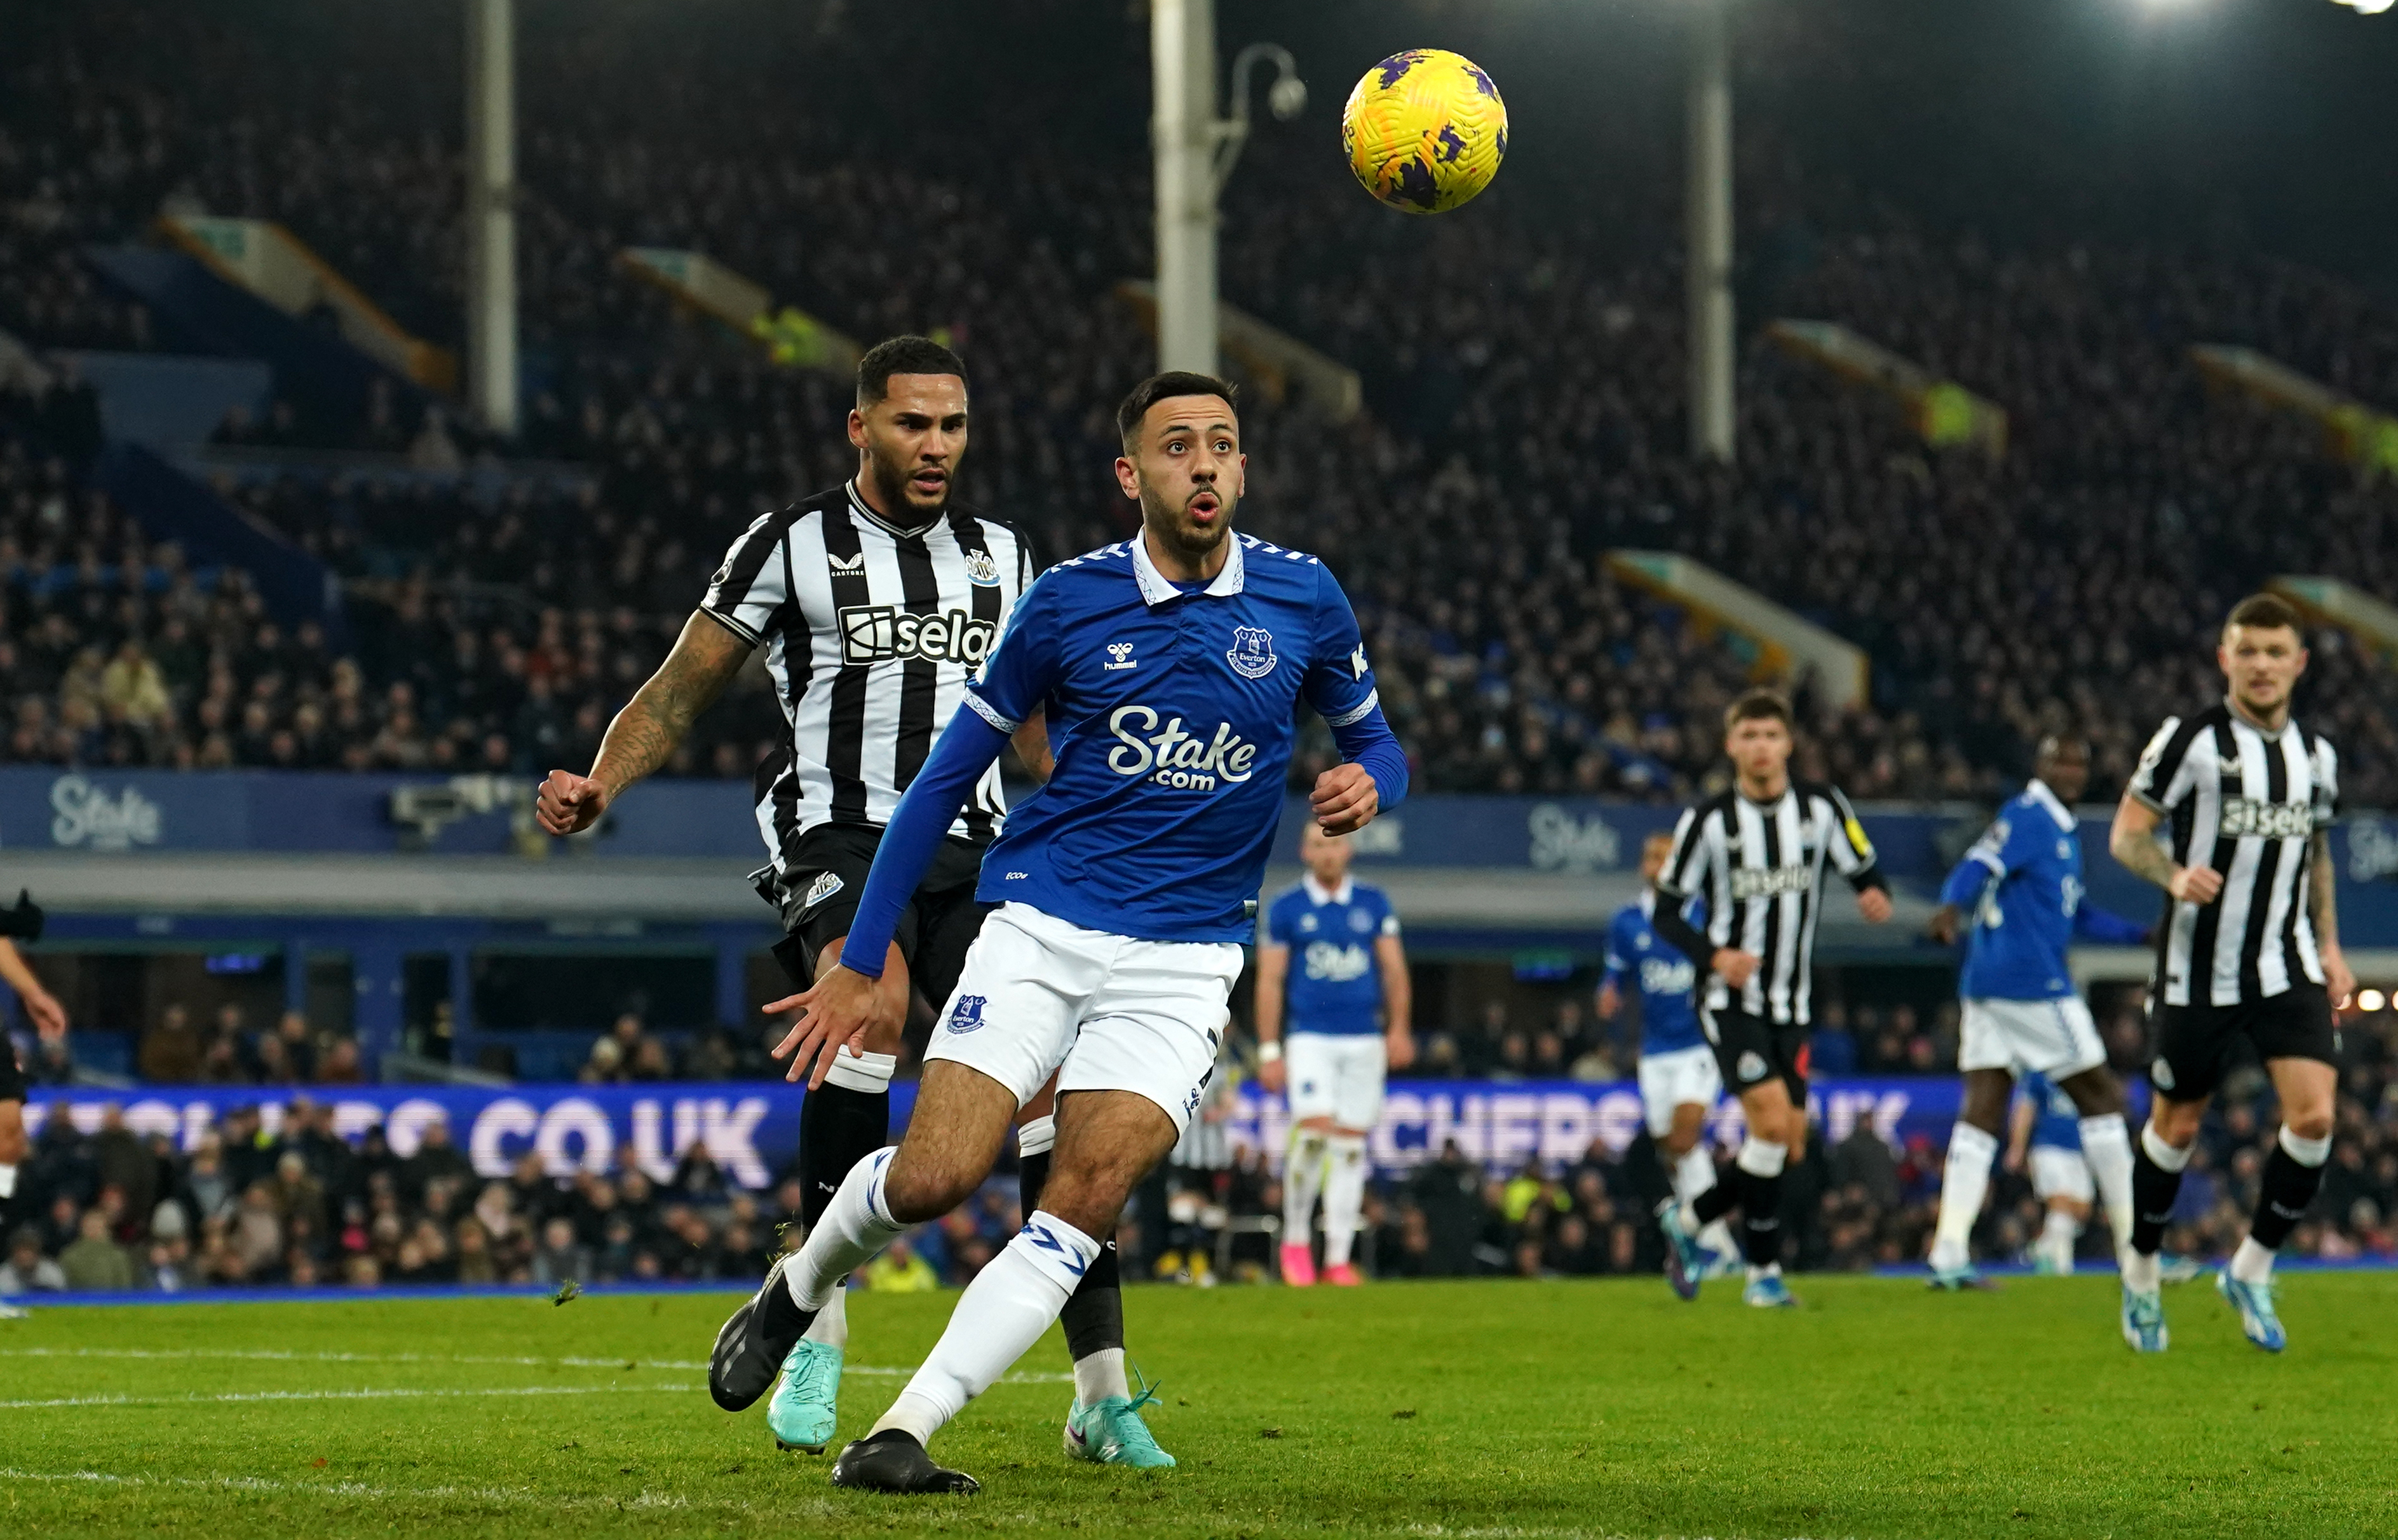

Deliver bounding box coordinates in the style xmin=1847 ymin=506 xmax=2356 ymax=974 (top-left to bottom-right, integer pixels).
xmin=1227 ymin=626 xmax=1278 ymax=680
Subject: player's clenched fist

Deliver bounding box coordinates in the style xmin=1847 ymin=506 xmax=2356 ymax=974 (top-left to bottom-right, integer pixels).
xmin=536 ymin=769 xmax=610 ymax=835
xmin=1310 ymin=762 xmax=1379 ymax=836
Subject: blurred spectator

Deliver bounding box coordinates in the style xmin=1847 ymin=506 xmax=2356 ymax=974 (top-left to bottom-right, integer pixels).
xmin=57 ymin=1207 xmax=132 ymax=1290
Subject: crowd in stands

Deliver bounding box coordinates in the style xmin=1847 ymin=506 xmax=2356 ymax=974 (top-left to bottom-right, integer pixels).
xmin=4 ymin=4 xmax=2398 ymax=804
xmin=6 ymin=998 xmax=2391 ymax=1296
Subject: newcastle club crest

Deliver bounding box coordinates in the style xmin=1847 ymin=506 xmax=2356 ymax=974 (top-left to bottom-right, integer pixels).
xmin=1227 ymin=626 xmax=1278 ymax=679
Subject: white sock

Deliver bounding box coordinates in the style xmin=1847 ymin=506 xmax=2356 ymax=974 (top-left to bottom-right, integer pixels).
xmin=1017 ymin=1114 xmax=1056 ymax=1160
xmin=2078 ymin=1115 xmax=2137 ymax=1266
xmin=870 ymin=1210 xmax=1100 ymax=1445
xmin=1674 ymin=1145 xmax=1738 ymax=1259
xmin=1747 ymin=1261 xmax=1782 ymax=1283
xmin=2230 ymin=1236 xmax=2275 ymax=1285
xmin=1073 ymin=1346 xmax=1130 ymax=1407
xmin=823 ymin=1046 xmax=898 ymax=1095
xmin=2140 ymin=1121 xmax=2193 ymax=1173
xmin=1321 ymin=1133 xmax=1369 ymax=1268
xmin=2279 ymin=1125 xmax=2333 ymax=1167
xmin=1928 ymin=1122 xmax=1998 ymax=1273
xmin=0 ymin=1163 xmax=15 ymax=1200
xmin=1282 ymin=1128 xmax=1328 ymax=1251
xmin=2121 ymin=1251 xmax=2160 ymax=1293
xmin=2038 ymin=1210 xmax=2080 ymax=1271
xmin=787 ymin=1148 xmax=906 ymax=1311
xmin=802 ymin=1280 xmax=848 ymax=1349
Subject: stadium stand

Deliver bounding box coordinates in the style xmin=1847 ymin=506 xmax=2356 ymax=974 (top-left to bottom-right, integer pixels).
xmin=3 ymin=0 xmax=2397 ymax=1292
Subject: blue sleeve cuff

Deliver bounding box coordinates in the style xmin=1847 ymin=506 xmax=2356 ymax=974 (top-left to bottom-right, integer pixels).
xmin=1938 ymin=858 xmax=1989 ymax=910
xmin=837 ymin=712 xmax=1012 ymax=978
xmin=1329 ymin=705 xmax=1408 ymax=813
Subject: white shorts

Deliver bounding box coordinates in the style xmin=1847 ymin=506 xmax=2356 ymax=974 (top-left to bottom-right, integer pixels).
xmin=2030 ymin=1145 xmax=2094 ymax=1204
xmin=921 ymin=903 xmax=1243 ymax=1135
xmin=1637 ymin=1045 xmax=1723 ymax=1138
xmin=1285 ymin=1033 xmax=1386 ymax=1130
xmin=1958 ymin=996 xmax=2106 ymax=1079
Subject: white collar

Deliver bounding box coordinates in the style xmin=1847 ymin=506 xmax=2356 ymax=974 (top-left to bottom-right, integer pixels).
xmin=1303 ymin=872 xmax=1353 ymax=907
xmin=1132 ymin=529 xmax=1245 ymax=607
xmin=845 ymin=478 xmax=940 ymax=539
xmin=2024 ymin=778 xmax=2076 ymax=832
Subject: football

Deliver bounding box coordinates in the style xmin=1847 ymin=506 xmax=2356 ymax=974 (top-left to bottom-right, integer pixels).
xmin=1341 ymin=48 xmax=1508 ymax=214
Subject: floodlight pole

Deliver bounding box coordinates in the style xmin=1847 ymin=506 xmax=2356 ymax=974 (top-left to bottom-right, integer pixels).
xmin=1686 ymin=0 xmax=1735 ymax=463
xmin=466 ymin=0 xmax=518 ymax=436
xmin=1152 ymin=0 xmax=1220 ymax=377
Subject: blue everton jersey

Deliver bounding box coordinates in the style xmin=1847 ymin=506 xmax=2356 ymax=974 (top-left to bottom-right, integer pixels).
xmin=1263 ymin=879 xmax=1398 ymax=1037
xmin=2020 ymin=1070 xmax=2080 ymax=1152
xmin=1604 ymin=889 xmax=1707 ymax=1056
xmin=1942 ymin=779 xmax=2144 ymax=1001
xmin=959 ymin=532 xmax=1393 ymax=943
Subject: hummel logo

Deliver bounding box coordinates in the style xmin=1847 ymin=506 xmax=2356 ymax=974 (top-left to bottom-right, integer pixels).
xmin=1104 ymin=641 xmax=1138 ymax=672
xmin=828 ymin=551 xmax=866 ymax=574
xmin=2217 ymin=755 xmax=2242 ymax=780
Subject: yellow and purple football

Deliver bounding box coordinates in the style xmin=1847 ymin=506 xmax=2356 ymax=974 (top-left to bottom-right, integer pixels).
xmin=1341 ymin=48 xmax=1508 ymax=214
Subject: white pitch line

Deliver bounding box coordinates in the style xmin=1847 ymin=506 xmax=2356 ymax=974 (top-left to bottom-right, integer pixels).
xmin=0 ymin=1383 xmax=698 ymax=1410
xmin=0 ymin=1466 xmax=731 ymax=1514
xmin=0 ymin=1346 xmax=1070 ymax=1383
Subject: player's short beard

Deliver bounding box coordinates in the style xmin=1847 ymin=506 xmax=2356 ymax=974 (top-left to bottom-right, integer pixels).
xmin=1139 ymin=479 xmax=1234 ymax=560
xmin=861 ymin=438 xmax=948 ymax=524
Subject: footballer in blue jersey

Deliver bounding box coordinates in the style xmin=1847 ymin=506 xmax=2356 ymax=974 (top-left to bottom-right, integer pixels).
xmin=730 ymin=370 xmax=1409 ymax=1496
xmin=1256 ymin=822 xmax=1413 ymax=1287
xmin=2007 ymin=1070 xmax=2096 ymax=1274
xmin=1599 ymin=831 xmax=1738 ymax=1273
xmin=1920 ymin=736 xmax=2144 ymax=1293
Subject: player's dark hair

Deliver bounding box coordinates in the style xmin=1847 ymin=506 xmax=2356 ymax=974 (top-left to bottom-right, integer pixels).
xmin=2224 ymin=592 xmax=2303 ymax=637
xmin=1116 ymin=370 xmax=1238 ymax=449
xmin=856 ymin=335 xmax=967 ymax=407
xmin=1723 ymin=688 xmax=1792 ymax=734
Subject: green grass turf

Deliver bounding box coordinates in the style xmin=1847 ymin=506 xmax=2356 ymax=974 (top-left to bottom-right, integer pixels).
xmin=1 ymin=1273 xmax=2394 ymax=1539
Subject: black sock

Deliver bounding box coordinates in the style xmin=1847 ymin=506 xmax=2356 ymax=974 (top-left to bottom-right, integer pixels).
xmin=1691 ymin=1174 xmax=1740 ymax=1227
xmin=1020 ymin=1148 xmax=1050 ymax=1216
xmin=800 ymin=1080 xmax=890 ymax=1228
xmin=2247 ymin=1144 xmax=2327 ymax=1252
xmin=1061 ymin=1240 xmax=1125 ymax=1362
xmin=1740 ymin=1168 xmax=1783 ymax=1267
xmin=2130 ymin=1139 xmax=2185 ymax=1257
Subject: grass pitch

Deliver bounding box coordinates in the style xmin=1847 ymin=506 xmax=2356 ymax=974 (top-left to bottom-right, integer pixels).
xmin=1 ymin=1273 xmax=2393 ymax=1539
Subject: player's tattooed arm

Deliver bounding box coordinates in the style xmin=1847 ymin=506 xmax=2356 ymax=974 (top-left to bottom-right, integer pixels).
xmin=1010 ymin=709 xmax=1054 ymax=783
xmin=536 ymin=611 xmax=752 ymax=834
xmin=2110 ymin=795 xmax=2221 ymax=903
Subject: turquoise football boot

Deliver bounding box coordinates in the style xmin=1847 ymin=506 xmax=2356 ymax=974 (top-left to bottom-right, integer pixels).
xmin=1742 ymin=1271 xmax=1797 ymax=1308
xmin=767 ymin=1338 xmax=843 ymax=1454
xmin=2217 ymin=1269 xmax=2287 ymax=1353
xmin=1062 ymin=1371 xmax=1175 ymax=1469
xmin=2120 ymin=1284 xmax=2169 ymax=1353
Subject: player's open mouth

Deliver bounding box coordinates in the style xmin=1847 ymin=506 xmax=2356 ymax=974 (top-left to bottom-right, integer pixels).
xmin=910 ymin=471 xmax=947 ymax=496
xmin=1187 ymin=492 xmax=1221 ymax=522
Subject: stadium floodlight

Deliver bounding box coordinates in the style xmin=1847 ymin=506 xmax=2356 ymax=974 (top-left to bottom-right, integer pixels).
xmin=2330 ymin=0 xmax=2395 ymax=13
xmin=464 ymin=0 xmax=517 ymax=436
xmin=1687 ymin=0 xmax=1734 ymax=462
xmin=1151 ymin=0 xmax=1303 ymax=375
xmin=2361 ymin=989 xmax=2389 ymax=1013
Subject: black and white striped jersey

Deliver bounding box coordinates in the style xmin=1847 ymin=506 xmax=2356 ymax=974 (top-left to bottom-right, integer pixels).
xmin=1653 ymin=780 xmax=1884 ymax=1025
xmin=700 ymin=481 xmax=1035 ymax=888
xmin=2127 ymin=701 xmax=2338 ymax=1008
